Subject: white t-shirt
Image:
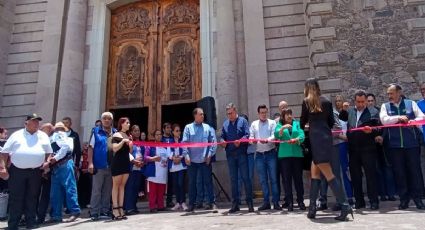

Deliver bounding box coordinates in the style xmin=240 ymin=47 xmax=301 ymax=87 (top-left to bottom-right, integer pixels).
xmin=169 ymin=147 xmax=186 ymax=173
xmin=1 ymin=129 xmax=53 ymax=169
xmin=147 ymin=147 xmax=168 ymax=184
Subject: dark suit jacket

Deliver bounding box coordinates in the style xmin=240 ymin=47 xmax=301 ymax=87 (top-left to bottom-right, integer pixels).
xmin=347 ymin=106 xmax=381 ymax=152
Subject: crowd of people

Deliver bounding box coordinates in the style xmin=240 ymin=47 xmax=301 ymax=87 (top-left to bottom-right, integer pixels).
xmin=0 ymin=78 xmax=425 ymax=229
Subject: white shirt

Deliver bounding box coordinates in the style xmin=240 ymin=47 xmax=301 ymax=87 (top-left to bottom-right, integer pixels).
xmin=51 ymin=131 xmax=74 ymax=161
xmin=147 ymin=147 xmax=168 ymax=184
xmin=380 ymin=100 xmax=425 ymax=125
xmin=169 ymin=147 xmax=186 ymax=172
xmin=249 ymin=119 xmax=276 ymax=153
xmin=1 ymin=129 xmax=53 ymax=169
xmin=356 ymin=109 xmax=364 ymax=127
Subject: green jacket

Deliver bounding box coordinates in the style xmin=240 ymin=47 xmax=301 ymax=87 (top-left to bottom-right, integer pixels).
xmin=274 ymin=120 xmax=305 ymax=158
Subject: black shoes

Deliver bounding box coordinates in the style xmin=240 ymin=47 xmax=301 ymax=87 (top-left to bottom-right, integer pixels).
xmin=186 ymin=205 xmax=195 ymax=212
xmin=229 ymin=203 xmax=240 ymax=213
xmin=370 ymin=202 xmax=379 ymax=210
xmin=273 ymin=202 xmax=282 ymax=211
xmin=287 ymin=203 xmax=294 ymax=212
xmin=388 ymin=196 xmax=397 ymax=201
xmin=414 ymin=199 xmax=425 ymax=210
xmin=258 ymin=203 xmax=271 ymax=211
xmin=335 ymin=205 xmax=354 ymax=221
xmin=281 ymin=202 xmax=290 ymax=209
xmin=166 ymin=202 xmax=175 ymax=208
xmin=298 ymin=202 xmax=306 ymax=210
xmin=399 ymin=200 xmax=409 ymax=210
xmin=247 ymin=201 xmax=255 ymax=212
xmin=307 ymin=204 xmax=317 ymax=219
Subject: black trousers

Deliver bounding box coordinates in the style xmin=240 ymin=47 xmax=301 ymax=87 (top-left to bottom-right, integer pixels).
xmin=8 ymin=165 xmax=42 ymax=230
xmin=349 ymin=149 xmax=379 ymax=203
xmin=279 ymin=157 xmax=304 ymax=204
xmin=389 ymin=147 xmax=423 ymax=202
xmin=36 ymin=176 xmax=51 ymax=223
xmin=77 ymin=171 xmax=92 ymax=208
xmin=166 ymin=171 xmax=174 ymax=205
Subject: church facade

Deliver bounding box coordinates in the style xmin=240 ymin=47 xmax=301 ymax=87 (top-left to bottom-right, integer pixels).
xmin=2 ymin=0 xmax=425 ymax=185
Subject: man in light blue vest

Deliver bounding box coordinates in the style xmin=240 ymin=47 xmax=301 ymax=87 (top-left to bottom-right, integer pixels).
xmin=380 ymin=84 xmax=425 ymax=209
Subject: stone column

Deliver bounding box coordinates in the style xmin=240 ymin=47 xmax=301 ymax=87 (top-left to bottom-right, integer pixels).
xmin=242 ymin=0 xmax=270 ymax=122
xmin=215 ymin=0 xmax=239 ymax=126
xmin=56 ymin=0 xmax=87 ymax=132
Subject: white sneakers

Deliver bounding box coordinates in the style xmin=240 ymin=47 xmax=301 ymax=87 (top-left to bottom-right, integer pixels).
xmin=171 ymin=203 xmax=181 ymax=211
xmin=181 ymin=203 xmax=188 ymax=211
xmin=171 ymin=203 xmax=188 ymax=211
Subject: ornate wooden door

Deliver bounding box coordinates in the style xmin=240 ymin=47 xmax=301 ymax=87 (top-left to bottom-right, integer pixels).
xmin=107 ymin=0 xmax=201 ymax=134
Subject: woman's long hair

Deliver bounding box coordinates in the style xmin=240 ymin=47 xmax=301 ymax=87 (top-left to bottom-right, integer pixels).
xmin=304 ymin=78 xmax=322 ymax=113
xmin=130 ymin=124 xmax=141 ymax=141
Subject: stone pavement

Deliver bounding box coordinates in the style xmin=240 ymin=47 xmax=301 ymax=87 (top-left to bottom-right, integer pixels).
xmin=1 ymin=200 xmax=425 ymax=230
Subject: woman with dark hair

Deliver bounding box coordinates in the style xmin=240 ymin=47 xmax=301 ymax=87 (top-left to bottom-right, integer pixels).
xmin=300 ymin=78 xmax=353 ymax=221
xmin=124 ymin=125 xmax=145 ymax=215
xmin=144 ymin=130 xmax=169 ymax=213
xmin=110 ymin=117 xmax=132 ymax=219
xmin=169 ymin=124 xmax=188 ymax=211
xmin=275 ymin=108 xmax=305 ymax=211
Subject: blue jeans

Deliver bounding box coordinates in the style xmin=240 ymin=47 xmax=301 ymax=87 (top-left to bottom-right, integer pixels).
xmin=338 ymin=142 xmax=353 ymax=199
xmin=189 ymin=162 xmax=214 ymax=206
xmin=227 ymin=152 xmax=253 ymax=204
xmin=238 ymin=153 xmax=255 ymax=199
xmin=173 ymin=170 xmax=187 ymax=204
xmin=255 ymin=150 xmax=279 ymax=204
xmin=50 ymin=160 xmax=80 ymax=220
xmin=124 ymin=170 xmax=142 ymax=211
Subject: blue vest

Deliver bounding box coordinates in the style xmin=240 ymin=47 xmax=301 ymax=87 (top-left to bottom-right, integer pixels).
xmin=91 ymin=126 xmax=117 ymax=169
xmin=143 ymin=147 xmax=156 ymax=178
xmin=384 ymin=99 xmax=420 ymax=148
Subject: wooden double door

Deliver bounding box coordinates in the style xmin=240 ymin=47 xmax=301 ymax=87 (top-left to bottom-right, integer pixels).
xmin=107 ymin=0 xmax=201 ymax=134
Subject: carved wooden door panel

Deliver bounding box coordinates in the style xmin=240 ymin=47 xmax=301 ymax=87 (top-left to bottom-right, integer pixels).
xmin=107 ymin=0 xmax=200 ymax=134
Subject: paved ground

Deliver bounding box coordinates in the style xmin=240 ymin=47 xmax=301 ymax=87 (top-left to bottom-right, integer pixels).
xmin=1 ymin=200 xmax=425 ymax=230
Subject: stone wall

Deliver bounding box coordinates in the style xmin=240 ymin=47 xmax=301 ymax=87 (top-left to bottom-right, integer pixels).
xmin=0 ymin=0 xmax=47 ymax=130
xmin=263 ymin=0 xmax=311 ymax=117
xmin=304 ymin=0 xmax=425 ymax=104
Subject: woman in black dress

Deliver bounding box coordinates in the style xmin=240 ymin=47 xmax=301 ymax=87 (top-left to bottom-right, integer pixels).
xmin=300 ymin=78 xmax=353 ymax=221
xmin=111 ymin=117 xmax=132 ymax=220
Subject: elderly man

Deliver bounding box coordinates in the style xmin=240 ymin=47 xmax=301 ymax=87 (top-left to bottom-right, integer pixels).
xmin=0 ymin=114 xmax=53 ymax=230
xmin=182 ymin=108 xmax=217 ymax=212
xmin=62 ymin=117 xmax=82 ymax=172
xmin=48 ymin=122 xmax=81 ymax=223
xmin=88 ymin=112 xmax=117 ymax=220
xmin=380 ymin=84 xmax=425 ymax=209
xmin=221 ymin=103 xmax=254 ymax=213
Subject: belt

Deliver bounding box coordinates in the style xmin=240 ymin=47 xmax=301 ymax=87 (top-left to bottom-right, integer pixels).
xmin=11 ymin=164 xmax=41 ymax=171
xmin=256 ymin=149 xmax=275 ymax=155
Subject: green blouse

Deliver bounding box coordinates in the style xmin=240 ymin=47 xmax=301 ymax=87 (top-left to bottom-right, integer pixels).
xmin=274 ymin=120 xmax=305 ymax=158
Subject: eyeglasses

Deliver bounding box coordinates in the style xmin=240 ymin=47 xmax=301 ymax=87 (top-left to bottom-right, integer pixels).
xmin=174 ymin=130 xmax=181 ymax=132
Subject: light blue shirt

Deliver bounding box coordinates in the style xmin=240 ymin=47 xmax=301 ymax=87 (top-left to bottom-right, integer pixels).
xmin=182 ymin=122 xmax=216 ymax=163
